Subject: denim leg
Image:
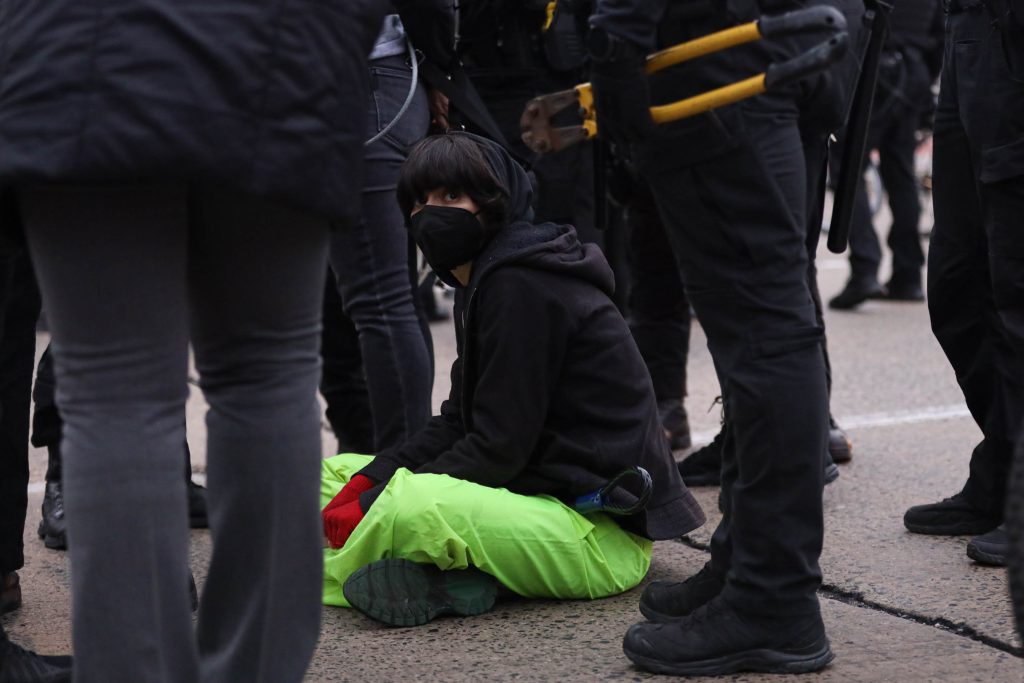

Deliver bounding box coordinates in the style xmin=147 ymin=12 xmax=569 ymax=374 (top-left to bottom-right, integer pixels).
xmin=20 ymin=184 xmax=196 ymax=683
xmin=329 ymin=57 xmax=431 ymax=450
xmin=188 ymin=187 xmax=329 ymax=683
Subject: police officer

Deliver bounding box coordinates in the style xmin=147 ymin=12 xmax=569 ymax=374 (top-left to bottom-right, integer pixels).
xmin=587 ymin=0 xmax=858 ymax=674
xmin=829 ymin=0 xmax=944 ymax=310
xmin=458 ymin=1 xmax=599 ymax=241
xmin=903 ymin=0 xmax=1024 ymax=568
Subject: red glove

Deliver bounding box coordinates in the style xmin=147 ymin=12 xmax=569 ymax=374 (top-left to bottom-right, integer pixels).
xmin=323 ymin=499 xmax=366 ymax=549
xmin=324 ymin=474 xmax=376 ymax=514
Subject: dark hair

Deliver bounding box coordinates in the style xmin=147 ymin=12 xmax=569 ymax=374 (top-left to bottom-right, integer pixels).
xmin=397 ymin=134 xmax=509 ymax=228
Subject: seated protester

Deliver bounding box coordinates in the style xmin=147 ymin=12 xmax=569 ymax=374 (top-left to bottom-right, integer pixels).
xmin=320 ymin=132 xmax=705 ymax=626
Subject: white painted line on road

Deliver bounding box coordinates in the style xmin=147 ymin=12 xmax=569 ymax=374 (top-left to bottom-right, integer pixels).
xmin=688 ymin=403 xmax=971 ymax=448
xmin=23 ymin=406 xmax=973 ymax=492
xmin=837 ymin=404 xmax=971 ymax=430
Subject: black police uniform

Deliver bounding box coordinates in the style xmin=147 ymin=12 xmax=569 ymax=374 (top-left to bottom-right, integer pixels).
xmin=458 ymin=1 xmax=600 ymax=242
xmin=625 ymin=182 xmax=692 ymax=445
xmin=925 ymin=0 xmax=1024 ymax=522
xmin=594 ymin=0 xmax=848 ymax=620
xmin=835 ymin=0 xmax=944 ymax=302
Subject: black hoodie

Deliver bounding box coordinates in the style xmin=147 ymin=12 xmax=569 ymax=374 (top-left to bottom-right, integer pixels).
xmin=359 ymin=134 xmax=704 ymax=540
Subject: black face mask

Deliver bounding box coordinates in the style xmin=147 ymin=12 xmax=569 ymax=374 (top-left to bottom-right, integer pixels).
xmin=409 ymin=205 xmax=489 ymax=274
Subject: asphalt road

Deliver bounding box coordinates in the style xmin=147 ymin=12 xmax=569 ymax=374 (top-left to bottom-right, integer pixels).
xmin=5 ymin=204 xmax=1024 ymax=681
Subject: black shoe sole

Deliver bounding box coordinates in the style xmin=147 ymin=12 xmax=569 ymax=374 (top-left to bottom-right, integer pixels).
xmin=904 ymin=519 xmax=999 ymax=536
xmin=37 ymin=521 xmax=67 ymax=550
xmin=824 ymin=464 xmax=840 ymax=486
xmin=343 ymin=559 xmax=497 ymax=627
xmin=966 ymin=545 xmax=1007 ymax=567
xmin=624 ymin=637 xmax=835 ymax=676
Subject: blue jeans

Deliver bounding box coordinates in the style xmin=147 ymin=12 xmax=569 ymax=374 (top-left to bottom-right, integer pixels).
xmin=326 ymin=54 xmax=432 ymax=451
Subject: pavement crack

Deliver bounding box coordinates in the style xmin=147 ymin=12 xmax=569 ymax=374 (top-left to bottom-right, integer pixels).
xmin=674 ymin=535 xmax=1023 ymax=657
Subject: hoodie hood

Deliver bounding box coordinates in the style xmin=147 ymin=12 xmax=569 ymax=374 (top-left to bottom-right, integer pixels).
xmin=450 ymin=131 xmax=535 ymax=224
xmin=459 ymin=133 xmax=615 ymax=296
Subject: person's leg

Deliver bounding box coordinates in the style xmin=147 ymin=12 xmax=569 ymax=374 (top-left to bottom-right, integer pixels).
xmin=879 ymin=110 xmax=925 ymax=294
xmin=626 ymin=184 xmax=692 ymax=450
xmin=320 ymin=271 xmax=375 ymax=453
xmin=319 ymin=456 xmax=652 ymax=610
xmin=0 ymin=250 xmax=40 ymax=586
xmin=188 ymin=187 xmax=328 ymax=683
xmin=912 ymin=17 xmax=1023 ymax=528
xmin=19 ymin=183 xmax=196 ymax=683
xmin=828 ymin=148 xmax=884 ymax=309
xmin=653 ymin=106 xmax=828 ymax=619
xmin=329 ymin=58 xmax=431 ymax=450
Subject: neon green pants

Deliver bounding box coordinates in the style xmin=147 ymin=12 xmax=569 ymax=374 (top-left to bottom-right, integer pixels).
xmin=321 ymin=454 xmax=653 ymax=607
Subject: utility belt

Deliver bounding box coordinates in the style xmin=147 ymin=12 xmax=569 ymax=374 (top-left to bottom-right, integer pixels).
xmin=460 ymin=2 xmax=589 ymax=76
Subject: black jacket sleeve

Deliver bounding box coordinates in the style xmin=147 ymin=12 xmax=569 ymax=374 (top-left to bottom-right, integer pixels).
xmin=589 ymin=0 xmax=668 ymax=51
xmin=356 ymin=355 xmax=467 ymax=484
xmin=410 ymin=269 xmax=572 ymax=487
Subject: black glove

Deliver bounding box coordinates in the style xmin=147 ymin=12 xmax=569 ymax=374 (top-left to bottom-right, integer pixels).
xmin=589 ymin=41 xmax=655 ymax=147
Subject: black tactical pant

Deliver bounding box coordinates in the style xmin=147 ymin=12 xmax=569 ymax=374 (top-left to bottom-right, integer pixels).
xmin=0 ymin=249 xmax=41 ymax=576
xmin=639 ymin=85 xmax=829 ymax=616
xmin=626 ymin=184 xmax=691 ymax=406
xmin=844 ymin=84 xmax=928 ymax=287
xmin=928 ymin=9 xmax=1024 ymax=518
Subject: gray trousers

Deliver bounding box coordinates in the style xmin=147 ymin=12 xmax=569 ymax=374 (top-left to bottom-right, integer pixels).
xmin=19 ymin=184 xmax=329 ymax=683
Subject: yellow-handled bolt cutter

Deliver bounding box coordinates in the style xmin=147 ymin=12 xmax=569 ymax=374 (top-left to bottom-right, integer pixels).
xmin=521 ymin=6 xmax=849 ymax=154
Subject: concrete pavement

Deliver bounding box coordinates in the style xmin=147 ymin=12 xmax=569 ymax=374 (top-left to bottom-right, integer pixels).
xmin=5 ymin=214 xmax=1024 ymax=681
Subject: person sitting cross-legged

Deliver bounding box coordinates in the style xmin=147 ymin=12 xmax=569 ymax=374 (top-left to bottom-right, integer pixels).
xmin=320 ymin=132 xmax=705 ymax=626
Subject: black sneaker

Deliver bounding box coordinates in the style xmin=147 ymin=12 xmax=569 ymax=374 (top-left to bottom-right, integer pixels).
xmin=343 ymin=559 xmax=498 ymax=627
xmin=624 ymin=597 xmax=833 ymax=676
xmin=882 ymin=277 xmax=925 ymax=302
xmin=967 ymin=524 xmax=1008 ymax=566
xmin=828 ymin=417 xmax=852 ymax=464
xmin=659 ymin=401 xmax=692 ymax=451
xmin=828 ymin=279 xmax=884 ymax=311
xmin=188 ymin=480 xmax=208 ymax=529
xmin=904 ymin=493 xmax=1000 ymax=535
xmin=0 ymin=637 xmax=72 ymax=683
xmin=37 ymin=482 xmax=66 ymax=550
xmin=639 ymin=563 xmax=724 ymax=622
xmin=678 ymin=431 xmax=724 ymax=486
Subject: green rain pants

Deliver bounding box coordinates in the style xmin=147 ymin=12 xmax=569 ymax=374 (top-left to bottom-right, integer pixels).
xmin=321 ymin=454 xmax=653 ymax=607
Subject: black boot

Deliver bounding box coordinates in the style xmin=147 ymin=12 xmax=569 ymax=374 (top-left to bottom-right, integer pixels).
xmin=966 ymin=525 xmax=1008 ymax=566
xmin=828 ymin=278 xmax=884 ymax=310
xmin=678 ymin=429 xmax=724 ymax=486
xmin=624 ymin=597 xmax=833 ymax=676
xmin=658 ymin=400 xmax=691 ymax=451
xmin=904 ymin=492 xmax=1000 ymax=535
xmin=828 ymin=416 xmax=852 ymax=464
xmin=639 ymin=562 xmax=724 ymax=622
xmin=37 ymin=446 xmax=66 ymax=551
xmin=0 ymin=636 xmax=72 ymax=683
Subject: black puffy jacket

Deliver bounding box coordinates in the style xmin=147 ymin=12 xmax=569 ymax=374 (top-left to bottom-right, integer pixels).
xmin=0 ymin=1 xmax=388 ymax=225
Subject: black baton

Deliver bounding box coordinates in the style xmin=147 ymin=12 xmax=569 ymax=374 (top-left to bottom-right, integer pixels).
xmin=827 ymin=0 xmax=893 ymax=254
